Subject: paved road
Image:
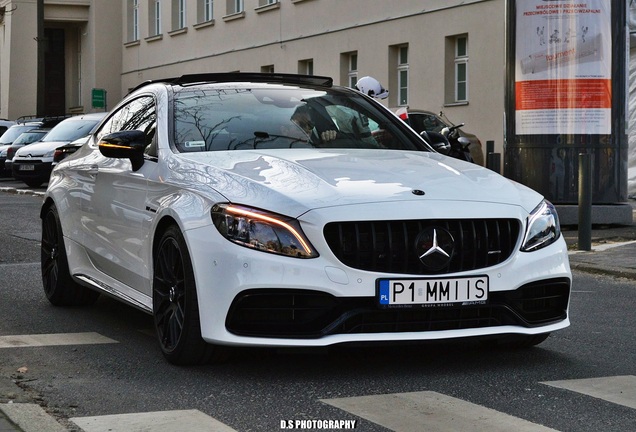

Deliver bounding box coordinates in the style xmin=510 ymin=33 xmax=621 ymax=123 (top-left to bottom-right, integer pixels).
xmin=0 ymin=190 xmax=635 ymax=432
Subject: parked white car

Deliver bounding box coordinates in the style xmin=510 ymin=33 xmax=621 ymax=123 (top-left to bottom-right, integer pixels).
xmin=12 ymin=112 xmax=107 ymax=187
xmin=42 ymin=73 xmax=571 ymax=365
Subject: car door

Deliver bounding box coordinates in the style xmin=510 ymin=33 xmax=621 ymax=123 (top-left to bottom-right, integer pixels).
xmin=80 ymin=95 xmax=158 ymax=295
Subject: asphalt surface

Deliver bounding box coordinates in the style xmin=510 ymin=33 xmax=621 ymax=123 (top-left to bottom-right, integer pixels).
xmin=0 ymin=184 xmax=635 ymax=432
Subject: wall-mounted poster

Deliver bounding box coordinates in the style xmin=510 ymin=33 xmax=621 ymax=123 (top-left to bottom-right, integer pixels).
xmin=515 ymin=0 xmax=611 ymax=135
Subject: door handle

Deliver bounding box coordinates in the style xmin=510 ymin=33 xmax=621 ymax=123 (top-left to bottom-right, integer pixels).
xmin=88 ymin=165 xmax=99 ymax=176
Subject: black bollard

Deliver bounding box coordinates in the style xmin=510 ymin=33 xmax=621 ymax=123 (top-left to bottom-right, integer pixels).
xmin=578 ymin=153 xmax=592 ymax=251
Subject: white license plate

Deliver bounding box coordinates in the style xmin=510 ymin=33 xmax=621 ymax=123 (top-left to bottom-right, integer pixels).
xmin=378 ymin=276 xmax=489 ymax=306
xmin=19 ymin=164 xmax=35 ymax=171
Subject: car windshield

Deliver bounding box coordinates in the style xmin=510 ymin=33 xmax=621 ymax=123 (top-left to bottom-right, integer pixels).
xmin=42 ymin=119 xmax=99 ymax=142
xmin=172 ymin=86 xmax=427 ymax=153
xmin=13 ymin=131 xmax=47 ymax=145
xmin=0 ymin=125 xmax=37 ymax=145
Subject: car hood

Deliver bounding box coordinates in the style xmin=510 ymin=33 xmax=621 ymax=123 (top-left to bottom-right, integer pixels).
xmin=172 ymin=149 xmax=543 ymax=217
xmin=15 ymin=140 xmax=70 ymax=157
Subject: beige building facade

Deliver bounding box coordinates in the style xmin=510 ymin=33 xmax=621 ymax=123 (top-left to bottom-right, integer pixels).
xmin=0 ymin=0 xmax=507 ymax=156
xmin=0 ymin=0 xmax=121 ymax=119
xmin=121 ymin=0 xmax=507 ymax=157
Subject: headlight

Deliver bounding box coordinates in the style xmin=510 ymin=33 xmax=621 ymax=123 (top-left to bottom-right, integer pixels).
xmin=211 ymin=204 xmax=318 ymax=258
xmin=520 ymin=199 xmax=561 ymax=252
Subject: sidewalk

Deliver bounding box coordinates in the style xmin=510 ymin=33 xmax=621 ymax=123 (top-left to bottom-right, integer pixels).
xmin=563 ymin=199 xmax=636 ymax=280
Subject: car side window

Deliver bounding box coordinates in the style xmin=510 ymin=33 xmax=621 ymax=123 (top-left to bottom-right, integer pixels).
xmin=96 ymin=96 xmax=157 ymax=157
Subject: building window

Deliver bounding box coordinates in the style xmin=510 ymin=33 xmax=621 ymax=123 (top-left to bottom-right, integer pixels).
xmin=455 ymin=36 xmax=468 ymax=102
xmin=299 ymin=59 xmax=313 ymax=75
xmin=348 ymin=53 xmax=357 ymax=88
xmin=397 ymin=45 xmax=408 ymax=106
xmin=127 ymin=0 xmax=139 ymax=42
xmin=258 ymin=0 xmax=278 ymax=6
xmin=198 ymin=0 xmax=213 ymax=22
xmin=150 ymin=0 xmax=162 ymax=36
xmin=227 ymin=0 xmax=244 ymax=14
xmin=172 ymin=0 xmax=186 ymax=30
xmin=261 ymin=65 xmax=274 ymax=73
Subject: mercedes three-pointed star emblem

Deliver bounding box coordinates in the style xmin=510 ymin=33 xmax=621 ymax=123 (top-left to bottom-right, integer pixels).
xmin=415 ymin=227 xmax=455 ymax=271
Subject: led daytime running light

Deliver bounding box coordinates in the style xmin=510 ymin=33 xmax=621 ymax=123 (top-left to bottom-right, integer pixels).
xmin=225 ymin=205 xmax=314 ymax=256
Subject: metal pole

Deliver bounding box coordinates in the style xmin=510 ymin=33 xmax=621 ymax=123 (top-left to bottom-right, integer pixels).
xmin=578 ymin=153 xmax=592 ymax=251
xmin=36 ymin=0 xmax=45 ymax=117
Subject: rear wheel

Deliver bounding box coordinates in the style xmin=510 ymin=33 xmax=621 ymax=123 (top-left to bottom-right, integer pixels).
xmin=153 ymin=225 xmax=229 ymax=365
xmin=41 ymin=205 xmax=99 ymax=306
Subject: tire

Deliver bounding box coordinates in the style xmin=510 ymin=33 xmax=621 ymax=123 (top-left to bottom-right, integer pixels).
xmin=481 ymin=333 xmax=551 ymax=349
xmin=152 ymin=225 xmax=229 ymax=365
xmin=24 ymin=179 xmax=43 ymax=188
xmin=41 ymin=205 xmax=100 ymax=306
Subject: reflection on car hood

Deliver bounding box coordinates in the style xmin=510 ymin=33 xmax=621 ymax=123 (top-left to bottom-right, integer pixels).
xmin=173 ymin=149 xmax=542 ymax=217
xmin=14 ymin=141 xmax=71 ymax=157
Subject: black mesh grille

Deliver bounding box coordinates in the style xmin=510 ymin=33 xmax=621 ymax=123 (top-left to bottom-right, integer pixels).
xmin=225 ymin=278 xmax=570 ymax=339
xmin=323 ymin=219 xmax=520 ymax=275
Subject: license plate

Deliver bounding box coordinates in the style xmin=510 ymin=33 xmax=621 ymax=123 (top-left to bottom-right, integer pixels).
xmin=19 ymin=164 xmax=35 ymax=171
xmin=378 ymin=276 xmax=488 ymax=306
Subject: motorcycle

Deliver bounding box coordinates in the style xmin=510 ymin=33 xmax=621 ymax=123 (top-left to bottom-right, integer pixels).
xmin=419 ymin=124 xmax=474 ymax=163
xmin=440 ymin=123 xmax=474 ymax=163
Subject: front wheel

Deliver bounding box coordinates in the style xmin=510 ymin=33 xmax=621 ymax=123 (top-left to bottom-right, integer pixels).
xmin=41 ymin=204 xmax=99 ymax=306
xmin=152 ymin=225 xmax=229 ymax=365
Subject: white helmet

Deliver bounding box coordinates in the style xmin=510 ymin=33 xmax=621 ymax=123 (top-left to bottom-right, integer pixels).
xmin=355 ymin=76 xmax=389 ymax=99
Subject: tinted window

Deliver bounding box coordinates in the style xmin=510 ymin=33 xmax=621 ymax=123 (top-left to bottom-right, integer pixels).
xmin=43 ymin=119 xmax=101 ymax=142
xmin=172 ymin=86 xmax=426 ymax=153
xmin=96 ymin=96 xmax=157 ymax=155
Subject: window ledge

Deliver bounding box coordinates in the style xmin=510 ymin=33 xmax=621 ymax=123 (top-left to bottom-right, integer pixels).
xmin=124 ymin=40 xmax=140 ymax=48
xmin=222 ymin=11 xmax=245 ymax=22
xmin=443 ymin=101 xmax=469 ymax=107
xmin=168 ymin=27 xmax=188 ymax=37
xmin=256 ymin=2 xmax=280 ymax=13
xmin=144 ymin=34 xmax=163 ymax=43
xmin=291 ymin=0 xmax=314 ymax=3
xmin=193 ymin=19 xmax=215 ymax=30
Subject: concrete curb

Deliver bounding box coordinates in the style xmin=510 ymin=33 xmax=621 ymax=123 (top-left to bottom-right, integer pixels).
xmin=0 ymin=187 xmax=44 ymax=198
xmin=569 ymin=262 xmax=636 ymax=280
xmin=0 ymin=404 xmax=67 ymax=432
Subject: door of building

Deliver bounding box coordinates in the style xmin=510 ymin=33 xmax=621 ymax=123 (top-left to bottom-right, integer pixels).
xmin=44 ymin=28 xmax=66 ymax=115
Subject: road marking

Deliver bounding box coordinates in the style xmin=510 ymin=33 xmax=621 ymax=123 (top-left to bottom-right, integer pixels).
xmin=71 ymin=409 xmax=237 ymax=432
xmin=0 ymin=332 xmax=117 ymax=348
xmin=321 ymin=391 xmax=558 ymax=432
xmin=542 ymin=375 xmax=636 ymax=409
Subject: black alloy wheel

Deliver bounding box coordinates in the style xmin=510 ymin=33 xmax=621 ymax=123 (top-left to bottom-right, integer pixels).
xmin=41 ymin=204 xmax=99 ymax=306
xmin=153 ymin=225 xmax=228 ymax=365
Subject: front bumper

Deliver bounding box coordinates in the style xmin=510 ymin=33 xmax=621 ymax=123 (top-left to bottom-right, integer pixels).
xmin=12 ymin=160 xmax=53 ymax=183
xmin=186 ymin=217 xmax=571 ymax=347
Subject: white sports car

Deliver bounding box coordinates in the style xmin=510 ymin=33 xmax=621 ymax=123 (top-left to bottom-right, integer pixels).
xmin=41 ymin=73 xmax=571 ymax=365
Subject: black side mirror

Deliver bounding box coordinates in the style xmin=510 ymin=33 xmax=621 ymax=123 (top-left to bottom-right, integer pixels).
xmin=98 ymin=130 xmax=146 ymax=171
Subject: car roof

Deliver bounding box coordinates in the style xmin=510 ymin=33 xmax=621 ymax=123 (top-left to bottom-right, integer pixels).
xmin=129 ymin=72 xmax=333 ymax=94
xmin=60 ymin=112 xmax=108 ymax=121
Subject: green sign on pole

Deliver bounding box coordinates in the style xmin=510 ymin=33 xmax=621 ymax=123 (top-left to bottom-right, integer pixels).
xmin=91 ymin=88 xmax=107 ymax=109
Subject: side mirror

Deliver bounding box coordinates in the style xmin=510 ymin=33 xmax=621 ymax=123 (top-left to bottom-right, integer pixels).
xmin=98 ymin=130 xmax=146 ymax=171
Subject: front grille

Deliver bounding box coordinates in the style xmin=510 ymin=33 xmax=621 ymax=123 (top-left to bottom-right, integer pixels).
xmin=225 ymin=278 xmax=570 ymax=339
xmin=324 ymin=219 xmax=520 ymax=275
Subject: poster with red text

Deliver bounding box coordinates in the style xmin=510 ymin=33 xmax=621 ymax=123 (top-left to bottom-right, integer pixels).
xmin=515 ymin=0 xmax=611 ymax=135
